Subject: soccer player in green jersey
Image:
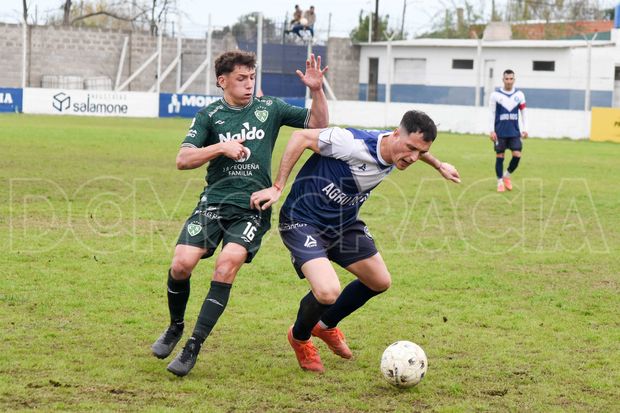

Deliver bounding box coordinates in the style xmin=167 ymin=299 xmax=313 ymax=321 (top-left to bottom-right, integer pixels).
xmin=151 ymin=50 xmax=328 ymax=377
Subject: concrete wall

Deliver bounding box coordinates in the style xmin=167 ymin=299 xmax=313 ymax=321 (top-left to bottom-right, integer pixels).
xmin=326 ymin=100 xmax=590 ymax=139
xmin=358 ymin=41 xmax=616 ymax=109
xmin=0 ymin=23 xmax=233 ymax=94
xmin=0 ymin=23 xmax=26 ymax=87
xmin=326 ymin=37 xmax=360 ymax=100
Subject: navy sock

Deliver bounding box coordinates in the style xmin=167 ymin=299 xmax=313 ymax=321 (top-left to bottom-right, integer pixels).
xmin=167 ymin=269 xmax=190 ymax=326
xmin=495 ymin=157 xmax=504 ymax=179
xmin=320 ymin=279 xmax=384 ymax=329
xmin=292 ymin=291 xmax=331 ymax=341
xmin=507 ymin=156 xmax=521 ymax=174
xmin=192 ymin=281 xmax=232 ymax=343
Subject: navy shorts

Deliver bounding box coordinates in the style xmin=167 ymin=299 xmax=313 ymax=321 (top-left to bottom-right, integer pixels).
xmin=278 ymin=217 xmax=378 ymax=279
xmin=494 ymin=136 xmax=522 ymax=153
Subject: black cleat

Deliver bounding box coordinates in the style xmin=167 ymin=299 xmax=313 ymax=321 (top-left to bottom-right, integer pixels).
xmin=167 ymin=337 xmax=201 ymax=377
xmin=151 ymin=324 xmax=183 ymax=359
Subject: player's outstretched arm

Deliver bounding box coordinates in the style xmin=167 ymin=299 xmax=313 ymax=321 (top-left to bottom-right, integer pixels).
xmin=176 ymin=139 xmax=247 ymax=170
xmin=250 ymin=129 xmax=321 ymax=210
xmin=296 ymin=54 xmax=329 ymax=128
xmin=489 ymin=92 xmax=498 ymax=142
xmin=420 ymin=152 xmax=461 ymax=184
xmin=520 ymin=106 xmax=528 ymax=138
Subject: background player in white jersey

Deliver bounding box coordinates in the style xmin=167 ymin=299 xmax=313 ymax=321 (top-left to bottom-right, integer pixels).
xmin=250 ymin=110 xmax=461 ymax=372
xmin=489 ymin=69 xmax=528 ymax=192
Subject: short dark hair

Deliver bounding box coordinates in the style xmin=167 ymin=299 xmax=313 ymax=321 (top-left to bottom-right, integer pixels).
xmin=503 ymin=69 xmax=515 ymax=76
xmin=400 ymin=110 xmax=437 ymax=142
xmin=214 ymin=51 xmax=256 ymax=88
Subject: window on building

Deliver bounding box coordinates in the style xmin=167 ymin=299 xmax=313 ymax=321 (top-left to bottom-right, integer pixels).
xmin=452 ymin=59 xmax=474 ymax=70
xmin=615 ymin=66 xmax=620 ymax=81
xmin=533 ymin=61 xmax=555 ymax=71
xmin=394 ymin=58 xmax=426 ymax=84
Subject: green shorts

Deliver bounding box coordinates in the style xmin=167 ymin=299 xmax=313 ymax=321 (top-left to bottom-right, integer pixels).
xmin=176 ymin=200 xmax=272 ymax=263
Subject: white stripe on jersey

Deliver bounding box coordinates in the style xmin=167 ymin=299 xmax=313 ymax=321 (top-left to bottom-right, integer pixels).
xmin=317 ymin=127 xmax=394 ymax=192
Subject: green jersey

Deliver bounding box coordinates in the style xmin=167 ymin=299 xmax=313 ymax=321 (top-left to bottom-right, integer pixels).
xmin=181 ymin=96 xmax=309 ymax=209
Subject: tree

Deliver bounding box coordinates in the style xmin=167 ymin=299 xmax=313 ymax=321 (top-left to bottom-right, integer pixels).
xmin=504 ymin=0 xmax=609 ymax=22
xmin=63 ymin=0 xmax=72 ymax=25
xmin=350 ymin=11 xmax=403 ymax=42
xmin=22 ymin=0 xmax=29 ymax=23
xmin=230 ymin=13 xmax=278 ymax=43
xmin=147 ymin=0 xmax=171 ymax=36
xmin=419 ymin=3 xmax=484 ymax=39
xmin=49 ymin=1 xmax=170 ymax=35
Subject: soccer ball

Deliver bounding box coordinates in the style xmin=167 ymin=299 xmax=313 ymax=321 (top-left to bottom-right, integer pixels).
xmin=380 ymin=341 xmax=427 ymax=388
xmin=299 ymin=17 xmax=308 ymax=26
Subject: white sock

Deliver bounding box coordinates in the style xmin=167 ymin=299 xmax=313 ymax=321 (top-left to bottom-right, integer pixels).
xmin=498 ymin=178 xmax=503 ymax=183
xmin=318 ymin=320 xmax=329 ymax=329
xmin=503 ymin=171 xmax=511 ymax=177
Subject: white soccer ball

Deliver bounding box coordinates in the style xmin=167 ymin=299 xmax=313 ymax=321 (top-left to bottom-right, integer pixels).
xmin=299 ymin=17 xmax=308 ymax=26
xmin=380 ymin=341 xmax=428 ymax=388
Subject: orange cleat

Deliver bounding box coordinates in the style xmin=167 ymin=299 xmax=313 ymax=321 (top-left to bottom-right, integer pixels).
xmin=311 ymin=324 xmax=353 ymax=359
xmin=503 ymin=176 xmax=512 ymax=191
xmin=497 ymin=180 xmax=505 ymax=192
xmin=287 ymin=326 xmax=324 ymax=372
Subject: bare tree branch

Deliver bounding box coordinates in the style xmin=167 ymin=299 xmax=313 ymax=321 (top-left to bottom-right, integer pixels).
xmin=71 ymin=9 xmax=147 ymax=25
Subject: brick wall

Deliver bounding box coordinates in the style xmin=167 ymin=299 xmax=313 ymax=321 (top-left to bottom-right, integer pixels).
xmin=0 ymin=23 xmax=233 ymax=94
xmin=326 ymin=37 xmax=360 ymax=100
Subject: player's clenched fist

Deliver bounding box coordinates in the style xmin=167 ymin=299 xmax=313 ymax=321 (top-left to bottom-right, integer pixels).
xmin=220 ymin=138 xmax=247 ymax=161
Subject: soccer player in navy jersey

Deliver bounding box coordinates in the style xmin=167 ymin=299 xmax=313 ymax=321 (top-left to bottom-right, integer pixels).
xmin=250 ymin=110 xmax=461 ymax=372
xmin=150 ymin=50 xmax=329 ymax=377
xmin=489 ymin=69 xmax=528 ymax=192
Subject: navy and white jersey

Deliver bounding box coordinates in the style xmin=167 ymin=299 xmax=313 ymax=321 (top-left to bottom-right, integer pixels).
xmin=489 ymin=88 xmax=527 ymax=138
xmin=280 ymin=127 xmax=395 ymax=230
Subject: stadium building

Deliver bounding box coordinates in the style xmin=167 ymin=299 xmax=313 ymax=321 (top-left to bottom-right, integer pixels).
xmin=356 ymin=37 xmax=619 ymax=110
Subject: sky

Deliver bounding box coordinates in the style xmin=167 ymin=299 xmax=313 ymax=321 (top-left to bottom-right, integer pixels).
xmin=3 ymin=0 xmax=619 ymax=39
xmin=2 ymin=0 xmax=493 ymax=38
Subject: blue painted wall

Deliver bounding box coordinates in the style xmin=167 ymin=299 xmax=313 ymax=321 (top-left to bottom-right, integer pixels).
xmin=358 ymin=83 xmax=613 ymax=110
xmin=238 ymin=41 xmax=327 ymax=98
xmin=521 ymin=88 xmax=612 ymax=110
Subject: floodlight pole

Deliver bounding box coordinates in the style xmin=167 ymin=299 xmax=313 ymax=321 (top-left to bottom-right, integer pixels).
xmin=305 ymin=39 xmax=313 ymax=103
xmin=206 ymin=14 xmax=212 ymax=95
xmin=384 ymin=31 xmax=396 ymax=104
xmin=256 ymin=12 xmax=263 ymax=96
xmin=585 ymin=32 xmax=598 ymax=111
xmin=156 ymin=25 xmax=163 ymax=94
xmin=21 ymin=17 xmax=27 ymax=88
xmin=475 ymin=34 xmax=482 ymax=107
xmin=176 ymin=12 xmax=182 ymax=91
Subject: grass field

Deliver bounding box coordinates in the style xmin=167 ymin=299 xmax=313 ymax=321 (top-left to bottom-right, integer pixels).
xmin=1 ymin=114 xmax=619 ymax=412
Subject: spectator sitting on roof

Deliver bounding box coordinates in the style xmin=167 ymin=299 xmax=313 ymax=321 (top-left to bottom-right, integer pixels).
xmin=291 ymin=6 xmax=315 ymax=38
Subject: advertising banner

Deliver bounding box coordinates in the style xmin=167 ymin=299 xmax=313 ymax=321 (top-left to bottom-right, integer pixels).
xmin=0 ymin=88 xmax=23 ymax=113
xmin=590 ymin=107 xmax=620 ymax=142
xmin=159 ymin=93 xmax=221 ymax=118
xmin=23 ymin=88 xmax=158 ymax=117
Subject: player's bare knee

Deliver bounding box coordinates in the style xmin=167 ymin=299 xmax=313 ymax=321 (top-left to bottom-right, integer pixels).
xmin=372 ymin=273 xmax=392 ymax=292
xmin=213 ymin=258 xmax=241 ymax=283
xmin=170 ymin=257 xmax=194 ymax=279
xmin=496 ymin=153 xmax=504 ymax=158
xmin=313 ymin=287 xmax=340 ymax=305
